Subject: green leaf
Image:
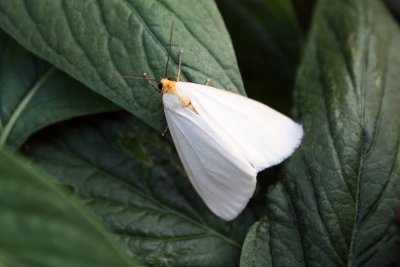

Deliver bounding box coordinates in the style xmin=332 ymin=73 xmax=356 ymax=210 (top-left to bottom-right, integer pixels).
xmin=0 ymin=147 xmax=144 ymax=267
xmin=216 ymin=0 xmax=302 ymax=114
xmin=0 ymin=1 xmax=244 ymax=131
xmin=0 ymin=29 xmax=117 ymax=150
xmin=22 ymin=112 xmax=256 ymax=267
xmin=240 ymin=0 xmax=400 ymax=266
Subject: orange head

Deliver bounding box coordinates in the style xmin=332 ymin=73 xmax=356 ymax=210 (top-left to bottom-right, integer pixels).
xmin=160 ymin=78 xmax=177 ymax=95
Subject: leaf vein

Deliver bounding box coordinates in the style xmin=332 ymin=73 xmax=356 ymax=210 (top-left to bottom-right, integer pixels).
xmin=48 ymin=137 xmax=241 ymax=248
xmin=303 ymin=153 xmax=346 ymax=265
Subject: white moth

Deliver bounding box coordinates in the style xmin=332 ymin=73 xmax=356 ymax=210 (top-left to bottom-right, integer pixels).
xmin=152 ymin=50 xmax=303 ymax=221
xmin=129 ymin=45 xmax=303 ymax=220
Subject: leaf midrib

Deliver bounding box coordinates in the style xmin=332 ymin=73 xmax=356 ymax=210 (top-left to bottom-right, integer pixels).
xmin=0 ymin=67 xmax=56 ymax=147
xmin=347 ymin=1 xmax=373 ymax=266
xmin=49 ymin=137 xmax=241 ymax=249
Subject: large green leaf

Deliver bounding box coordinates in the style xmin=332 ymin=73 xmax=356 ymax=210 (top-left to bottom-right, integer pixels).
xmin=22 ymin=112 xmax=257 ymax=267
xmin=0 ymin=147 xmax=144 ymax=267
xmin=0 ymin=29 xmax=117 ymax=150
xmin=0 ymin=0 xmax=244 ymax=131
xmin=241 ymin=0 xmax=400 ymax=266
xmin=216 ymin=0 xmax=302 ymax=114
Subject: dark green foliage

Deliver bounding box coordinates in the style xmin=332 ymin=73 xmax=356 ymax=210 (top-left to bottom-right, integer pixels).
xmin=0 ymin=0 xmax=399 ymax=266
xmin=241 ymin=0 xmax=400 ymax=266
xmin=0 ymin=30 xmax=117 ymax=149
xmin=0 ymin=147 xmax=144 ymax=267
xmin=22 ymin=112 xmax=256 ymax=267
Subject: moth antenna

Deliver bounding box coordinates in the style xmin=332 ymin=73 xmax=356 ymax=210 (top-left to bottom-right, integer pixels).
xmin=122 ymin=74 xmax=160 ymax=94
xmin=122 ymin=75 xmax=158 ymax=82
xmin=143 ymin=73 xmax=161 ymax=93
xmin=165 ymin=22 xmax=174 ymax=78
xmin=176 ymin=49 xmax=183 ymax=82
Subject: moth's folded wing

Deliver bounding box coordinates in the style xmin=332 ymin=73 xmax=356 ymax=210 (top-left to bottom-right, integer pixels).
xmin=163 ymin=94 xmax=257 ymax=221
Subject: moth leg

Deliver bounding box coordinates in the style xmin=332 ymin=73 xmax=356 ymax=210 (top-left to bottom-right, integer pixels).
xmin=204 ymin=79 xmax=210 ymax=86
xmin=162 ymin=125 xmax=169 ymax=136
xmin=176 ymin=49 xmax=183 ymax=82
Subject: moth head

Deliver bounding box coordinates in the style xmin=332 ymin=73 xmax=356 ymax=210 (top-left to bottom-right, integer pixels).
xmin=160 ymin=78 xmax=177 ymax=95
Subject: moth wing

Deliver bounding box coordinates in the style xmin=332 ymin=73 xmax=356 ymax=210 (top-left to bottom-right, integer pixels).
xmin=177 ymin=82 xmax=303 ymax=171
xmin=162 ymin=94 xmax=257 ymax=221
